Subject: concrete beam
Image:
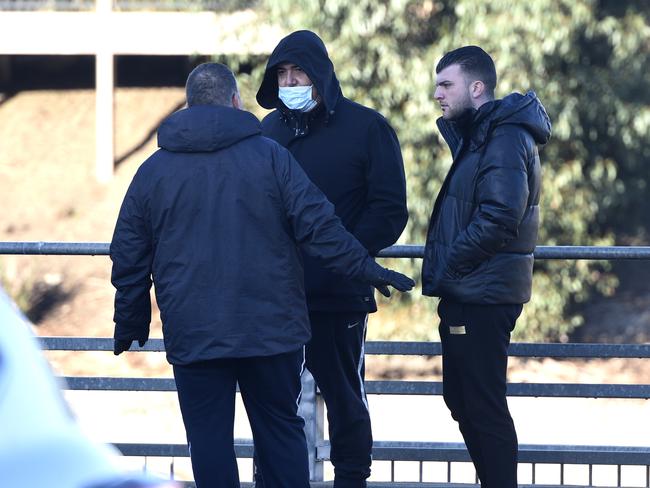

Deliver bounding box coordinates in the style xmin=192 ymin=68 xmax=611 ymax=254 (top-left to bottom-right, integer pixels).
xmin=0 ymin=9 xmax=283 ymax=55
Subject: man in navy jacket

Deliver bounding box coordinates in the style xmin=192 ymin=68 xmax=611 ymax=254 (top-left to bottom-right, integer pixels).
xmin=256 ymin=30 xmax=408 ymax=488
xmin=110 ymin=62 xmax=414 ymax=488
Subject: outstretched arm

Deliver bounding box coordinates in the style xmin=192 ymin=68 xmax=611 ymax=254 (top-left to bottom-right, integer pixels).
xmin=272 ymin=145 xmax=414 ymax=296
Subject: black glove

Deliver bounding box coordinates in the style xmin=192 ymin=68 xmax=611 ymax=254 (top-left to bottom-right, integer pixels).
xmin=113 ymin=338 xmax=147 ymax=356
xmin=359 ymin=260 xmax=415 ymax=297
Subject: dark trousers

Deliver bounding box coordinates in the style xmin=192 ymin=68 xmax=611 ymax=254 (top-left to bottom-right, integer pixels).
xmin=255 ymin=312 xmax=372 ymax=488
xmin=437 ymin=299 xmax=523 ymax=488
xmin=306 ymin=311 xmax=372 ymax=487
xmin=173 ymin=349 xmax=309 ymax=488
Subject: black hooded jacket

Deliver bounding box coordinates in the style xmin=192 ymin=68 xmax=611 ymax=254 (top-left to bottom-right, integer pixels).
xmin=110 ymin=105 xmax=379 ymax=365
xmin=422 ymin=92 xmax=552 ymax=304
xmin=256 ymin=30 xmax=408 ymax=312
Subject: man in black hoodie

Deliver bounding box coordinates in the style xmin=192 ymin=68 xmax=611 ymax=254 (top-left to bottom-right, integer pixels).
xmin=422 ymin=46 xmax=551 ymax=488
xmin=110 ymin=62 xmax=414 ymax=488
xmin=256 ymin=30 xmax=408 ymax=488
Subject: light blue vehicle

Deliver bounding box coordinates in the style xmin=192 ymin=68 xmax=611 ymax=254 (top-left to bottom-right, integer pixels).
xmin=0 ymin=287 xmax=176 ymax=488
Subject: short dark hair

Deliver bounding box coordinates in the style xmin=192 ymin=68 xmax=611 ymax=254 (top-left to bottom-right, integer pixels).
xmin=185 ymin=62 xmax=238 ymax=107
xmin=436 ymin=46 xmax=497 ymax=97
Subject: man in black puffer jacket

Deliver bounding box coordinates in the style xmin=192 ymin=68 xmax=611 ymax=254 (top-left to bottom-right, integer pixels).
xmin=256 ymin=30 xmax=408 ymax=488
xmin=110 ymin=63 xmax=414 ymax=488
xmin=422 ymin=46 xmax=551 ymax=488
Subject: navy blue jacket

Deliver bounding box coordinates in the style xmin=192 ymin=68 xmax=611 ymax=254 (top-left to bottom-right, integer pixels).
xmin=256 ymin=30 xmax=408 ymax=312
xmin=110 ymin=105 xmax=377 ymax=365
xmin=422 ymin=92 xmax=551 ymax=304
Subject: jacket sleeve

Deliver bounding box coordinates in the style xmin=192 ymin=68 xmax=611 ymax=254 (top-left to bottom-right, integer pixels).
xmin=352 ymin=117 xmax=409 ymax=254
xmin=272 ymin=145 xmax=373 ymax=280
xmin=109 ymin=172 xmax=153 ymax=342
xmin=446 ymin=127 xmax=530 ymax=276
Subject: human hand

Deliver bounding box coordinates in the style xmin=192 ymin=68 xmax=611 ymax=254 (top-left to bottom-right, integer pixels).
xmin=360 ymin=261 xmax=415 ymax=297
xmin=113 ymin=338 xmax=147 ymax=356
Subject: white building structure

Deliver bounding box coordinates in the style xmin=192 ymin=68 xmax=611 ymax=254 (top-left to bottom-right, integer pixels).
xmin=0 ymin=0 xmax=283 ymax=181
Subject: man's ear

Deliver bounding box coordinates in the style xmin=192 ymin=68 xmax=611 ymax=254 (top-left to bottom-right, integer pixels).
xmin=470 ymin=80 xmax=486 ymax=100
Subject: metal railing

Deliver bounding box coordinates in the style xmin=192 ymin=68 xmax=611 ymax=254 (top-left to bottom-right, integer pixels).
xmin=3 ymin=241 xmax=650 ymax=486
xmin=39 ymin=337 xmax=650 ymax=486
xmin=4 ymin=241 xmax=650 ymax=259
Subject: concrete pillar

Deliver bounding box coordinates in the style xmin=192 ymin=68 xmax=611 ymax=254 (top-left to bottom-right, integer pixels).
xmin=95 ymin=0 xmax=114 ymax=183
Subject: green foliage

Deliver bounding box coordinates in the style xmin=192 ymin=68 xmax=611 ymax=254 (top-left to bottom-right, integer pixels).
xmin=257 ymin=0 xmax=649 ymax=341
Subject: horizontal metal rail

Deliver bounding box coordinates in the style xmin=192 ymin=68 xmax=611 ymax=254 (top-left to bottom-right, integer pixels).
xmin=40 ymin=337 xmax=650 ymax=359
xmin=44 ymin=337 xmax=650 ymax=397
xmin=4 ymin=241 xmax=650 ymax=260
xmin=63 ymin=376 xmax=177 ymax=391
xmin=0 ymin=241 xmax=110 ymax=255
xmin=367 ymin=341 xmax=650 ymax=358
xmin=112 ymin=440 xmax=650 ymax=466
xmin=365 ymin=381 xmax=650 ymax=399
xmin=114 ymin=440 xmax=252 ymax=458
xmin=378 ymin=244 xmax=650 ymax=260
xmin=59 ymin=376 xmax=650 ymax=399
xmin=337 ymin=442 xmax=650 ymax=465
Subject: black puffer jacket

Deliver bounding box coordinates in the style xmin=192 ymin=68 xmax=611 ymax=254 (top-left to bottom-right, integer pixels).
xmin=256 ymin=30 xmax=408 ymax=312
xmin=110 ymin=105 xmax=378 ymax=365
xmin=422 ymin=92 xmax=551 ymax=304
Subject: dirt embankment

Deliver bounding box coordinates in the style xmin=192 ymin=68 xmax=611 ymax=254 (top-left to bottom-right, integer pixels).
xmin=1 ymin=88 xmax=649 ymax=383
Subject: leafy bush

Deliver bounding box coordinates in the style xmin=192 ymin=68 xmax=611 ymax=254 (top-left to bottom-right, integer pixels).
xmin=253 ymin=0 xmax=649 ymax=341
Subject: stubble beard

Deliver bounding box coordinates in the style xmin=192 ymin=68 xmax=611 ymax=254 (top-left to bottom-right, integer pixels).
xmin=444 ymin=88 xmax=474 ymax=121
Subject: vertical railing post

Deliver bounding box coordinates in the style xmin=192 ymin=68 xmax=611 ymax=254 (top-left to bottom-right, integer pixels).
xmin=298 ymin=369 xmax=325 ymax=481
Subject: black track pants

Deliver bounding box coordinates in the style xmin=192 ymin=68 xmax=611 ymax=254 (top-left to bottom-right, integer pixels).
xmin=437 ymin=299 xmax=522 ymax=488
xmin=306 ymin=311 xmax=372 ymax=487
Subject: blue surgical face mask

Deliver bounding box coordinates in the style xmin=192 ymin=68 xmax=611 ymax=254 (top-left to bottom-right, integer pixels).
xmin=278 ymin=85 xmax=318 ymax=112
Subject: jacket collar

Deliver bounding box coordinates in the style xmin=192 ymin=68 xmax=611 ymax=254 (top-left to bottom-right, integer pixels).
xmin=158 ymin=105 xmax=261 ymax=153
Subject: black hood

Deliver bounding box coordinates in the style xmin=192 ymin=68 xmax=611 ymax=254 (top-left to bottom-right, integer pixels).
xmin=158 ymin=105 xmax=261 ymax=153
xmin=475 ymin=91 xmax=552 ymax=146
xmin=256 ymin=30 xmax=342 ymax=113
xmin=437 ymin=91 xmax=552 ymax=155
